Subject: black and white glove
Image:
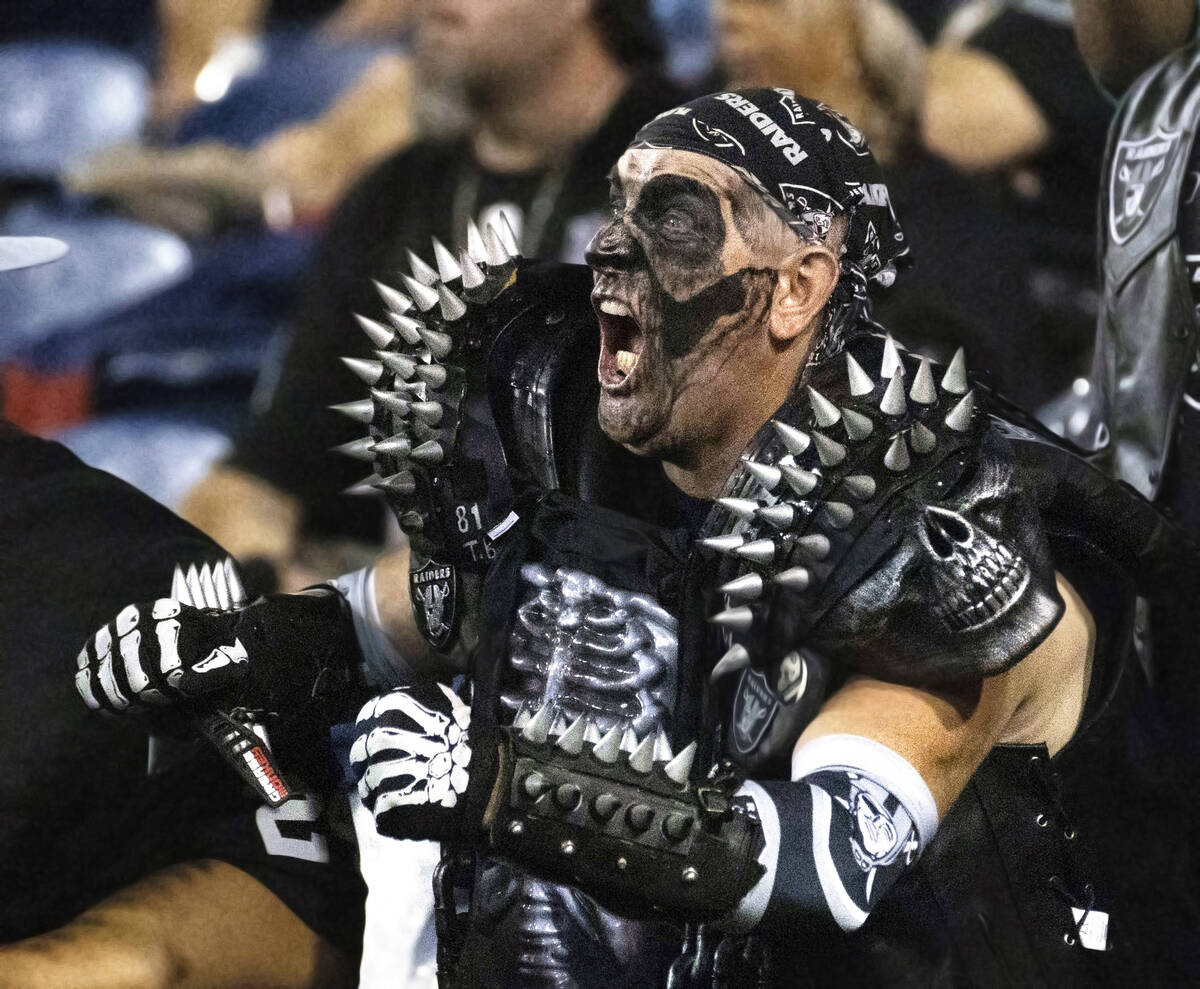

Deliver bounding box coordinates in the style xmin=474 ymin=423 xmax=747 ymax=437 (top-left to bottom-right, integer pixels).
xmin=350 ymin=682 xmax=495 ymax=842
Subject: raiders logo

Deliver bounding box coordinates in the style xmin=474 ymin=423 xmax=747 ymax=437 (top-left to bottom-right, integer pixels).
xmin=1110 ymin=129 xmax=1181 ymax=245
xmin=731 ymin=668 xmax=779 ymax=755
xmin=410 ymin=560 xmax=458 ymax=650
xmin=692 ymin=117 xmax=747 ymax=157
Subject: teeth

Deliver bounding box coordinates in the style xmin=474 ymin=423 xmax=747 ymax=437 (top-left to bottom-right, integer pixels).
xmin=616 ymin=349 xmax=639 ymax=374
xmin=601 ymin=299 xmax=633 ymax=317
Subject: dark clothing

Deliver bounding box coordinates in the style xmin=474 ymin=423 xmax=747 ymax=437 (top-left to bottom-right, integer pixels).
xmin=0 ymin=422 xmax=364 ymax=952
xmin=228 ymin=73 xmax=687 ymax=543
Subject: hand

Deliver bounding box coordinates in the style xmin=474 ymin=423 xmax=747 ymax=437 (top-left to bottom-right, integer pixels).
xmin=350 ymin=683 xmax=481 ymax=842
xmin=75 ymin=598 xmax=251 ymax=714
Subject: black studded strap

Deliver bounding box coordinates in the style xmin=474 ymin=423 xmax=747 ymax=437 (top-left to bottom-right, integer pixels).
xmin=489 ymin=708 xmax=765 ymax=921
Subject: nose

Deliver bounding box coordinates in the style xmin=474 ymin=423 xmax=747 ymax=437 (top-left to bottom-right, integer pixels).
xmin=585 ymin=218 xmax=642 ymax=273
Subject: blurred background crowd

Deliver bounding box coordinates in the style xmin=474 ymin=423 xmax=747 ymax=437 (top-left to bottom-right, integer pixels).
xmin=0 ymin=0 xmax=1111 ymax=598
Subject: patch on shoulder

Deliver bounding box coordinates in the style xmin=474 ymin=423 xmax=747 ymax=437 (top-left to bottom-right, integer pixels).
xmin=1109 ymin=128 xmax=1182 ymax=245
xmin=730 ymin=668 xmax=778 ymax=755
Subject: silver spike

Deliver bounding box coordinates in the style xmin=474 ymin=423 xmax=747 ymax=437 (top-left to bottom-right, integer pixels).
xmin=774 ymin=566 xmax=811 ymax=591
xmin=330 ymin=399 xmax=375 ymax=424
xmin=734 ymin=539 xmax=776 ymax=564
xmin=583 ymin=717 xmax=602 ymax=746
xmin=375 ymin=470 xmax=415 ymax=495
xmin=333 ymin=436 xmax=376 ymax=461
xmin=629 ymin=734 xmax=656 ymax=773
xmin=466 ymin=219 xmax=488 ymax=264
xmin=401 ymin=273 xmax=440 ymax=312
xmin=709 ymin=605 xmax=755 ymax=632
xmin=407 ymin=248 xmax=438 ymax=286
xmin=170 ymin=565 xmax=189 ymax=603
xmin=549 ymin=711 xmax=570 ymax=739
xmin=371 ymin=388 xmax=411 ymax=415
xmin=372 ymin=279 xmax=412 ymax=315
xmin=664 ymin=742 xmax=697 ymax=785
xmin=821 ymin=502 xmax=854 ymax=530
xmin=807 ymin=386 xmax=841 ymax=428
xmin=556 ymin=714 xmax=588 ymax=755
xmin=881 ymin=335 xmax=905 ymax=378
xmin=388 ymin=312 xmax=425 ymax=346
xmin=212 ymin=562 xmax=232 ymax=610
xmin=225 ymin=558 xmax=247 ymax=606
xmin=592 ymin=724 xmax=623 ymax=763
xmin=812 ymin=430 xmax=846 ymax=467
xmin=941 ymin=347 xmax=968 ymax=395
xmin=354 ymin=313 xmax=395 ymax=349
xmin=341 ymin=356 xmax=383 ymax=386
xmin=411 ymin=401 xmax=444 ymax=426
xmin=719 ymin=573 xmax=764 ymax=600
xmin=185 ymin=565 xmax=204 ymax=606
xmin=742 ymin=460 xmax=781 ymax=490
xmin=522 ymin=702 xmax=554 ymax=744
xmin=653 ymin=728 xmax=674 ymax=763
xmin=699 ymin=534 xmax=744 ymax=553
xmin=484 ymin=223 xmax=509 ymax=266
xmin=910 ymin=421 xmax=937 ymax=454
xmin=343 ymin=473 xmax=383 ymax=496
xmin=459 ymin=249 xmax=485 ymax=290
xmin=198 ymin=565 xmax=219 ymax=609
xmin=514 ymin=705 xmax=532 ymax=730
xmin=781 ymin=464 xmax=820 ymax=496
xmin=718 ymin=497 xmax=760 ymax=520
xmin=841 ymin=407 xmax=874 ymax=442
xmin=796 ymin=534 xmax=831 ymax=560
xmin=773 ymin=420 xmax=811 ymax=456
xmin=846 ymin=352 xmax=875 ymax=396
xmin=373 ymin=435 xmax=412 ymax=457
xmin=910 ymin=357 xmax=937 ymax=405
xmin=945 ymin=390 xmax=976 ymax=432
xmin=419 ymin=365 xmax=455 ymax=390
xmin=432 ymin=237 xmax=462 ymax=283
xmin=410 ymin=440 xmax=444 ymax=464
xmin=437 ymin=283 xmax=467 ymax=322
xmin=709 ymin=644 xmax=751 ymax=682
xmin=417 ymin=328 xmax=453 ymax=361
xmin=884 ymin=433 xmax=911 ymax=472
xmin=399 ymin=509 xmax=425 ymax=529
xmin=843 ymin=474 xmax=877 ymax=500
xmin=755 ymin=503 xmax=796 ymax=529
xmin=377 ymin=351 xmax=417 ymax=379
xmin=880 ymin=374 xmax=907 ymax=416
xmin=620 ymin=728 xmax=640 ymax=755
xmin=500 ymin=212 xmax=522 ymax=257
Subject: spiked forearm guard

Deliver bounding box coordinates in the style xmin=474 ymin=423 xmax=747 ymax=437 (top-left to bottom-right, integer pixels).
xmin=489 ymin=715 xmax=765 ymax=922
xmin=333 ymin=225 xmax=521 ymax=572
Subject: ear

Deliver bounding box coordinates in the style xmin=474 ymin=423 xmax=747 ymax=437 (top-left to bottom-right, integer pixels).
xmin=767 ymin=243 xmax=840 ymax=344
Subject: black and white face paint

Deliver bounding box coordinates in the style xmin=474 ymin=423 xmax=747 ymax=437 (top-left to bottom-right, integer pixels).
xmin=586 ymin=148 xmax=797 ymax=459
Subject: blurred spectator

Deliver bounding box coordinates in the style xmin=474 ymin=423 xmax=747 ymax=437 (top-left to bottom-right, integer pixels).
xmin=179 ymin=0 xmax=688 ymax=588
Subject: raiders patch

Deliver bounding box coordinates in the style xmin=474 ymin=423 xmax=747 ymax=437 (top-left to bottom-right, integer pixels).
xmin=410 ymin=560 xmax=458 ymax=650
xmin=1110 ymin=129 xmax=1182 ymax=245
xmin=731 ymin=668 xmax=779 ymax=755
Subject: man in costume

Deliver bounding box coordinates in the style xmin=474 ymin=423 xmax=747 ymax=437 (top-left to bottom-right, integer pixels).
xmin=78 ymin=91 xmax=1198 ymax=986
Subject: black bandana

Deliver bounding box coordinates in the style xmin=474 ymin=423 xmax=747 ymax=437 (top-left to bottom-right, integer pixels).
xmin=630 ymin=89 xmax=908 ymax=358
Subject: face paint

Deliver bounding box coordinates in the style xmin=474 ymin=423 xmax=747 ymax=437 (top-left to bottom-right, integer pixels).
xmin=587 ymin=148 xmax=797 ymax=459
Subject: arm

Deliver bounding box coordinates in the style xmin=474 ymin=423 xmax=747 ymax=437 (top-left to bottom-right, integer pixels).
xmin=1071 ymin=0 xmax=1196 ymax=94
xmin=0 ymin=861 xmax=353 ymax=989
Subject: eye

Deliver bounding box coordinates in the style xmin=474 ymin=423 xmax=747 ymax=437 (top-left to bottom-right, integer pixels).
xmin=660 ymin=207 xmax=696 ymax=237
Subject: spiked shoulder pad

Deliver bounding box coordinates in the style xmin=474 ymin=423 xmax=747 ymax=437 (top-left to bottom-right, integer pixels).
xmin=702 ymin=334 xmax=1063 ymax=687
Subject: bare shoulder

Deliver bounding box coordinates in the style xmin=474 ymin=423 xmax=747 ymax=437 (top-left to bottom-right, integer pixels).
xmin=798 ymin=573 xmax=1095 ymax=814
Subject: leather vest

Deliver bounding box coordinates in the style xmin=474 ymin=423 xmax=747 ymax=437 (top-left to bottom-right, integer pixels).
xmin=1088 ymin=40 xmax=1200 ymax=496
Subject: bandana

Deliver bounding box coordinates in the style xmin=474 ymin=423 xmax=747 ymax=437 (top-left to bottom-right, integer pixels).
xmin=630 ymin=89 xmax=908 ymax=357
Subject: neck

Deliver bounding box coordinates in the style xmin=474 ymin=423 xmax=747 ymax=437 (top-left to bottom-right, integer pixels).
xmin=662 ymin=350 xmax=808 ymax=500
xmin=470 ymin=34 xmax=629 ymax=173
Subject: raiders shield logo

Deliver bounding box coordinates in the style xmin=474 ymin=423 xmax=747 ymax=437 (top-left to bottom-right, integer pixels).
xmin=410 ymin=560 xmax=458 ymax=650
xmin=1110 ymin=129 xmax=1181 ymax=245
xmin=731 ymin=668 xmax=779 ymax=755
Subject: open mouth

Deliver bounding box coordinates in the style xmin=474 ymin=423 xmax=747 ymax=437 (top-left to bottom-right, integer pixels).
xmin=594 ymin=296 xmax=645 ymax=393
